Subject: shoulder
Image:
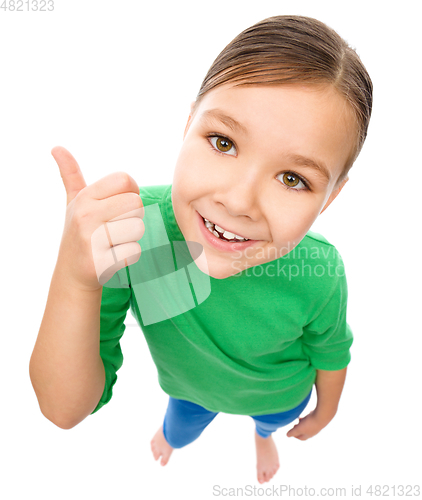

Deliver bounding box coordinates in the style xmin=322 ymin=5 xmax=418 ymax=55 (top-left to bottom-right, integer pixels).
xmin=298 ymin=233 xmax=351 ymax=331
xmin=297 ymin=230 xmax=345 ymax=271
xmin=300 ymin=229 xmax=337 ymax=251
xmin=288 ymin=230 xmax=349 ymax=318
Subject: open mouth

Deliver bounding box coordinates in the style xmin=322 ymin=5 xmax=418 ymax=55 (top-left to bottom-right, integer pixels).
xmin=196 ymin=211 xmax=260 ymax=253
xmin=202 ymin=216 xmax=250 ymax=242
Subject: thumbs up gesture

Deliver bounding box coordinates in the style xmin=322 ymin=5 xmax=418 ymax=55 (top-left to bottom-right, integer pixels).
xmin=51 ymin=146 xmax=145 ymax=291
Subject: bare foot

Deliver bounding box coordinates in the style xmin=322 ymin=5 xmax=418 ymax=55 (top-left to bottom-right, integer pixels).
xmin=254 ymin=431 xmax=280 ymax=484
xmin=150 ymin=425 xmax=174 ymax=466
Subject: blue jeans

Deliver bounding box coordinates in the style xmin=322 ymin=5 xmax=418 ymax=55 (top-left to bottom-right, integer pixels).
xmin=162 ymin=388 xmax=313 ymax=448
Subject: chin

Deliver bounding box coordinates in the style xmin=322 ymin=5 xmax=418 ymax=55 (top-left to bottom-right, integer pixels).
xmin=208 ymin=270 xmax=234 ymax=280
xmin=197 ymin=263 xmax=233 ymax=280
xmin=193 ymin=258 xmax=239 ymax=280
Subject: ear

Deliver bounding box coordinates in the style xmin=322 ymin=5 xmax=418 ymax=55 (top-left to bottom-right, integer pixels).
xmin=319 ymin=176 xmax=349 ymax=215
xmin=183 ymin=101 xmax=196 ymax=140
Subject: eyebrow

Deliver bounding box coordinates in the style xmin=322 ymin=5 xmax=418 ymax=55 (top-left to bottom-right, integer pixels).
xmin=200 ymin=108 xmax=332 ymax=184
xmin=285 ymin=154 xmax=332 ymax=184
xmin=200 ymin=108 xmax=249 ymax=135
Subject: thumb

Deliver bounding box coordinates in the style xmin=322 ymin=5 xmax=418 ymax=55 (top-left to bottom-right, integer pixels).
xmin=286 ymin=419 xmax=302 ymax=437
xmin=51 ymin=146 xmax=87 ymax=205
xmin=286 ymin=427 xmax=295 ymax=437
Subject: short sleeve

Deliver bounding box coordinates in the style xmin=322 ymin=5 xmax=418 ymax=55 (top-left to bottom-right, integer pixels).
xmin=302 ymin=251 xmax=354 ymax=371
xmin=90 ymin=278 xmax=131 ymax=415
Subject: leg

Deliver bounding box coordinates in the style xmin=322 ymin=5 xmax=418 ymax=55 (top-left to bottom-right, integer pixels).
xmin=163 ymin=397 xmax=219 ymax=448
xmin=151 ymin=396 xmax=219 ymax=466
xmin=252 ymin=389 xmax=313 ymax=438
xmin=250 ymin=389 xmax=313 ymax=484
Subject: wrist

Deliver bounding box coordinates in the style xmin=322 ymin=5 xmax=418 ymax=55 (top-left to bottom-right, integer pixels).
xmin=314 ymin=405 xmax=337 ymax=424
xmin=54 ymin=261 xmax=103 ymax=294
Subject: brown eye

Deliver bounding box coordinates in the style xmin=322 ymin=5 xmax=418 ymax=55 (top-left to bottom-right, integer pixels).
xmin=277 ymin=172 xmax=309 ymax=192
xmin=283 ymin=173 xmax=300 ymax=187
xmin=208 ymin=135 xmax=237 ymax=156
xmin=216 ymin=137 xmax=233 ymax=152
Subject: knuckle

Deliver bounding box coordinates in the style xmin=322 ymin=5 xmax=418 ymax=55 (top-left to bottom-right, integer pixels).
xmin=136 ymin=218 xmax=145 ymax=238
xmin=129 ymin=191 xmax=142 ymax=206
xmin=128 ymin=192 xmax=144 ymax=216
xmin=73 ymin=205 xmax=89 ymax=226
xmin=129 ymin=241 xmax=142 ymax=259
xmin=114 ymin=172 xmax=133 ymax=190
xmin=127 ymin=192 xmax=144 ymax=208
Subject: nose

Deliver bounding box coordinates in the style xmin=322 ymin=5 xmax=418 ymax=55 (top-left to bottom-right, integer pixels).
xmin=213 ymin=170 xmax=261 ymax=221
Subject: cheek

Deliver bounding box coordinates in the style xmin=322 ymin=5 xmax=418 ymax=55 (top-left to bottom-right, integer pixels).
xmin=270 ymin=202 xmax=320 ymax=240
xmin=173 ymin=159 xmax=205 ymax=207
xmin=175 ymin=141 xmax=215 ymax=187
xmin=291 ymin=205 xmax=320 ymax=227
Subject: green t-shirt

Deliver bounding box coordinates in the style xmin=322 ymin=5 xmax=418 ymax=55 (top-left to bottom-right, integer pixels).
xmin=91 ymin=184 xmax=353 ymax=416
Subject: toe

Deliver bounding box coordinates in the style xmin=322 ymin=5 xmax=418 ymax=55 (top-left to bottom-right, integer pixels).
xmin=150 ymin=443 xmax=160 ymax=461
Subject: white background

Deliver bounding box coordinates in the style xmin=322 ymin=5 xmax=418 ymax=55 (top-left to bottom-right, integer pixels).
xmin=1 ymin=0 xmax=421 ymax=498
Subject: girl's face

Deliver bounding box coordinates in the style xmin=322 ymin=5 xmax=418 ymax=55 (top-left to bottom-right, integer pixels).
xmin=171 ymin=83 xmax=356 ymax=279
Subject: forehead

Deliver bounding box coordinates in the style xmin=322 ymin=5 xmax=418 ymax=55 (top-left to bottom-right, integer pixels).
xmin=193 ymin=83 xmax=356 ymax=182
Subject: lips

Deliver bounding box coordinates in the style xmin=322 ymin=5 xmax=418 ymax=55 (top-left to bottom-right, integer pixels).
xmin=203 ymin=218 xmax=249 ymax=242
xmin=196 ymin=211 xmax=259 ymax=253
xmin=199 ymin=213 xmax=249 ymax=240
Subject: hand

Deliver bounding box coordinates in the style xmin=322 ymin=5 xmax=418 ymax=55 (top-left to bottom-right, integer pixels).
xmin=286 ymin=409 xmax=332 ymax=441
xmin=51 ymin=146 xmax=145 ymax=291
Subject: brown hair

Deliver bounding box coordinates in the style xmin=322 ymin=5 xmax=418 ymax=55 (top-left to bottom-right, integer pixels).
xmin=191 ymin=15 xmax=373 ymax=190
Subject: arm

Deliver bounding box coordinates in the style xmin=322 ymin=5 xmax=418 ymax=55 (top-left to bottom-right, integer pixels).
xmin=30 ymin=264 xmax=131 ymax=429
xmin=289 ymin=249 xmax=352 ymax=440
xmin=314 ymin=367 xmax=347 ymax=422
xmin=286 ymin=367 xmax=347 ymax=440
xmin=29 ymin=264 xmax=105 ymax=429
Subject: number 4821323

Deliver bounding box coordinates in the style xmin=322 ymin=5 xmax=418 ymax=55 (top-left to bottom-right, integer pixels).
xmin=1 ymin=0 xmax=54 ymax=11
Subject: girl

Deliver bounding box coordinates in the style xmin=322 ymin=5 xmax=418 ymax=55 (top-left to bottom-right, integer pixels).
xmin=31 ymin=14 xmax=372 ymax=485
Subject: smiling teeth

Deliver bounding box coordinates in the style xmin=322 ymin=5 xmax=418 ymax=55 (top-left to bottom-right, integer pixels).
xmin=203 ymin=217 xmax=249 ymax=241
